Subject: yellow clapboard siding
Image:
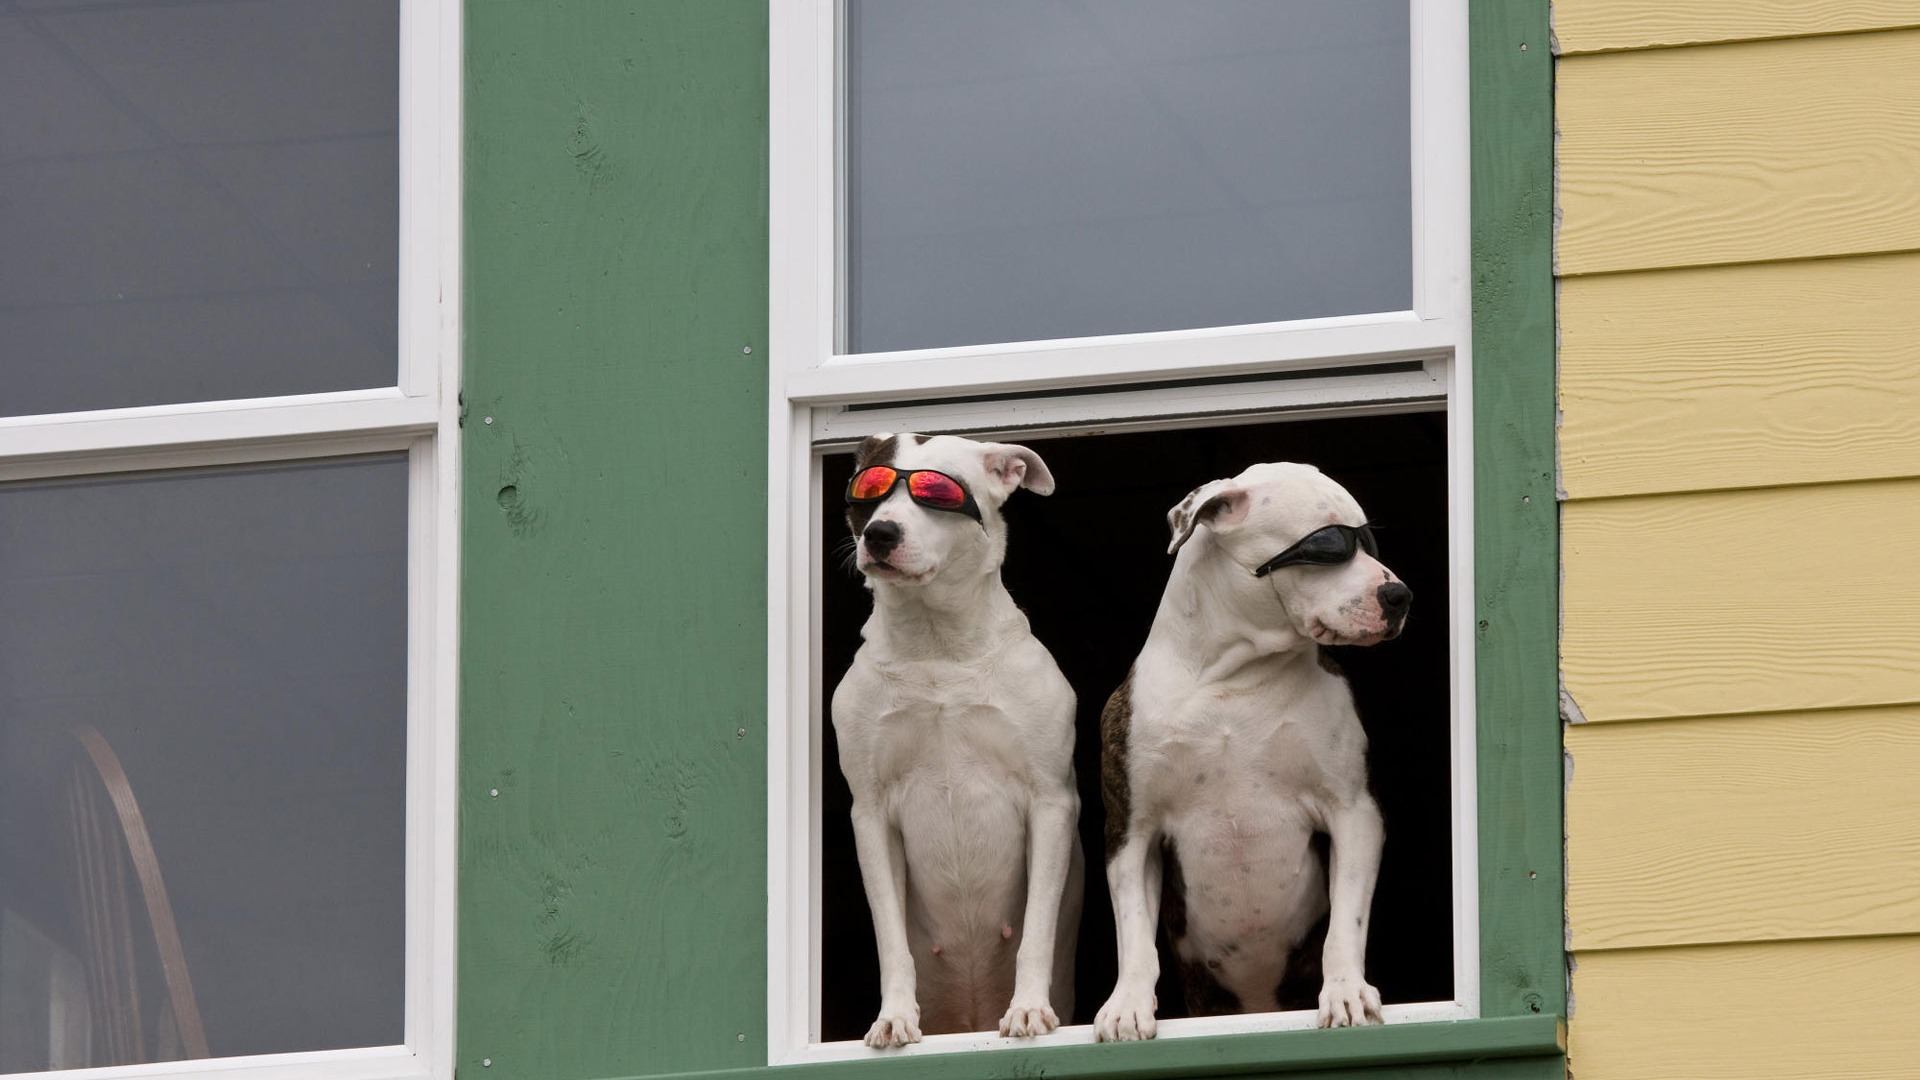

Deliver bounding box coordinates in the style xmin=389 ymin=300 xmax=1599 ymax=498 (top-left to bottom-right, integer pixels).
xmin=1555 ymin=0 xmax=1920 ymax=55
xmin=1566 ymin=706 xmax=1920 ymax=950
xmin=1557 ymin=30 xmax=1920 ymax=275
xmin=1559 ymin=253 xmax=1920 ymax=499
xmin=1569 ymin=936 xmax=1920 ymax=1080
xmin=1561 ymin=480 xmax=1920 ymax=722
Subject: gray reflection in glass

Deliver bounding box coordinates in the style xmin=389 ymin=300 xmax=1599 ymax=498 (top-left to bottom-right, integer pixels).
xmin=846 ymin=0 xmax=1412 ymax=353
xmin=0 ymin=0 xmax=399 ymax=417
xmin=0 ymin=456 xmax=406 ymax=1072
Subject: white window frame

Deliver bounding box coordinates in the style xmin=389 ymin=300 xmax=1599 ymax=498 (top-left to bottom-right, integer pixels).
xmin=768 ymin=0 xmax=1475 ymax=1065
xmin=0 ymin=2 xmax=461 ymax=1079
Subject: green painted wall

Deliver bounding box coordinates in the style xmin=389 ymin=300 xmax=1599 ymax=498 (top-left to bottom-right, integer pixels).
xmin=457 ymin=1 xmax=1560 ymax=1078
xmin=1467 ymin=0 xmax=1564 ymax=1024
xmin=461 ymin=3 xmax=768 ymax=1077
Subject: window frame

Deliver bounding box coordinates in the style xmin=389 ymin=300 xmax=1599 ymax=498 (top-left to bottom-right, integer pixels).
xmin=0 ymin=1 xmax=462 ymax=1078
xmin=765 ymin=0 xmax=1533 ymax=1069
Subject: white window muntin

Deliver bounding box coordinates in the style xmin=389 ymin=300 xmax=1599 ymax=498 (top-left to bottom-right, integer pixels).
xmin=770 ymin=0 xmax=1476 ymax=1065
xmin=0 ymin=1 xmax=461 ymax=1078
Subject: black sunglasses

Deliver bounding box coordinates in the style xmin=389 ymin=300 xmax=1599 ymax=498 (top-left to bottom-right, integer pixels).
xmin=845 ymin=465 xmax=983 ymax=523
xmin=1252 ymin=524 xmax=1379 ymax=577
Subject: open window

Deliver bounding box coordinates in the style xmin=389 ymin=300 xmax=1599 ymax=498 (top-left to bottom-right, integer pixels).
xmin=770 ymin=0 xmax=1480 ymax=1064
xmin=0 ymin=2 xmax=458 ymax=1078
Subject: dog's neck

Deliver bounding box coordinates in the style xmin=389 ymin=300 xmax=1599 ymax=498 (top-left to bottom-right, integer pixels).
xmin=1145 ymin=535 xmax=1315 ymax=683
xmin=862 ymin=566 xmax=1026 ymax=662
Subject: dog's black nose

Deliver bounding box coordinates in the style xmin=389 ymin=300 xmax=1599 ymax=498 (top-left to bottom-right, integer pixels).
xmin=1377 ymin=581 xmax=1413 ymax=619
xmin=863 ymin=520 xmax=902 ymax=558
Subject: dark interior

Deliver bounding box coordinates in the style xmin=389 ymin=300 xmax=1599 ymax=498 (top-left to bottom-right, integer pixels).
xmin=818 ymin=411 xmax=1454 ymax=1040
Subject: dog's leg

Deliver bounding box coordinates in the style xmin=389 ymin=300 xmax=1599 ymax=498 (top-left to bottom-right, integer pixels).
xmin=1094 ymin=831 xmax=1163 ymax=1041
xmin=1000 ymin=791 xmax=1077 ymax=1037
xmin=1316 ymin=798 xmax=1385 ymax=1028
xmin=850 ymin=803 xmax=922 ymax=1047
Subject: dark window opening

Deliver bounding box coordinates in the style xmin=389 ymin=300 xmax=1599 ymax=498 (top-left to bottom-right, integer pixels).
xmin=818 ymin=412 xmax=1454 ymax=1041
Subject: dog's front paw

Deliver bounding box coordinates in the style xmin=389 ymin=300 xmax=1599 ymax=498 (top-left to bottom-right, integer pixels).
xmin=1316 ymin=976 xmax=1383 ymax=1028
xmin=1094 ymin=987 xmax=1158 ymax=1042
xmin=998 ymin=997 xmax=1059 ymax=1038
xmin=864 ymin=1003 xmax=922 ymax=1048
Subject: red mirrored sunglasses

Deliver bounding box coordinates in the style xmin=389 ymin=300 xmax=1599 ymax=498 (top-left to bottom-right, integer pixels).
xmin=846 ymin=465 xmax=982 ymax=523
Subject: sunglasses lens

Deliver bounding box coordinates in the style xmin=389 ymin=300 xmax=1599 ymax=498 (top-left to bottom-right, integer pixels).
xmin=1293 ymin=526 xmax=1357 ymax=563
xmin=849 ymin=466 xmax=896 ymax=501
xmin=906 ymin=470 xmax=967 ymax=509
xmin=1359 ymin=525 xmax=1380 ymax=558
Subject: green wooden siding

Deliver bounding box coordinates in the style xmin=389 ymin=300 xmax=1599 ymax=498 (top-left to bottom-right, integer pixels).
xmin=458 ymin=1 xmax=1561 ymax=1078
xmin=460 ymin=2 xmax=769 ymax=1076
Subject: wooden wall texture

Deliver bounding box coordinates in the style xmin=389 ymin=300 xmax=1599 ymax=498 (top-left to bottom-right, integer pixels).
xmin=1556 ymin=5 xmax=1920 ymax=1078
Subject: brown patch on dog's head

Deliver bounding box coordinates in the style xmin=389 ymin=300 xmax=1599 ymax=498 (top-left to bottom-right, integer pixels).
xmin=1166 ymin=479 xmax=1251 ymax=554
xmin=845 ymin=433 xmax=899 ymax=535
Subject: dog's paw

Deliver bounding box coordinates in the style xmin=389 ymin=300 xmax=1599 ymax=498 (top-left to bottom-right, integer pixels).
xmin=1093 ymin=988 xmax=1158 ymax=1042
xmin=864 ymin=1005 xmax=922 ymax=1049
xmin=998 ymin=998 xmax=1059 ymax=1038
xmin=1316 ymin=976 xmax=1383 ymax=1028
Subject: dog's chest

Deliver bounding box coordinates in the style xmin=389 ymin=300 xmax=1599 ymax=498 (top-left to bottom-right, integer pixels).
xmin=868 ymin=675 xmax=1031 ymax=791
xmin=1132 ymin=672 xmax=1355 ymax=825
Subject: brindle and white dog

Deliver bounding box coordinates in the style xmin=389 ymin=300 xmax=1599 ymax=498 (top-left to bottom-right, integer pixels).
xmin=1094 ymin=462 xmax=1411 ymax=1040
xmin=831 ymin=432 xmax=1084 ymax=1048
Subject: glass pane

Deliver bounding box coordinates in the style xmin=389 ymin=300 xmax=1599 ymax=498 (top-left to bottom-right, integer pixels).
xmin=0 ymin=0 xmax=399 ymax=417
xmin=0 ymin=456 xmax=406 ymax=1071
xmin=846 ymin=0 xmax=1412 ymax=353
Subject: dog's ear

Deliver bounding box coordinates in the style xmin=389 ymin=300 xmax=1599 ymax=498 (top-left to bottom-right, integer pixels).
xmin=1167 ymin=479 xmax=1249 ymax=554
xmin=977 ymin=442 xmax=1055 ymax=499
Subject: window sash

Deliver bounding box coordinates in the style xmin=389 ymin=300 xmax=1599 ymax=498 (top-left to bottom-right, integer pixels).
xmin=772 ymin=0 xmax=1470 ymax=403
xmin=0 ymin=0 xmax=462 ymax=1077
xmin=767 ymin=0 xmax=1475 ymax=1064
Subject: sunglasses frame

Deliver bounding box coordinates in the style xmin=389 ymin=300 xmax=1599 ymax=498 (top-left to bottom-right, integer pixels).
xmin=1252 ymin=523 xmax=1380 ymax=577
xmin=845 ymin=465 xmax=983 ymax=523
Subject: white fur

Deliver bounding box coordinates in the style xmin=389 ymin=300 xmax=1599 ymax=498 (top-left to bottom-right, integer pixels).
xmin=831 ymin=433 xmax=1084 ymax=1048
xmin=1095 ymin=462 xmax=1407 ymax=1041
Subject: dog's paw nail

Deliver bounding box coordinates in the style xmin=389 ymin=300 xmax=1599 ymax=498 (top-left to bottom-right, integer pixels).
xmin=1094 ymin=997 xmax=1157 ymax=1042
xmin=1316 ymin=980 xmax=1382 ymax=1029
xmin=864 ymin=1012 xmax=922 ymax=1049
xmin=1000 ymin=1003 xmax=1059 ymax=1038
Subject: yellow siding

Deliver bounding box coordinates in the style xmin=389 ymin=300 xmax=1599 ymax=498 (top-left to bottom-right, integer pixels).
xmin=1561 ymin=480 xmax=1920 ymax=723
xmin=1569 ymin=937 xmax=1920 ymax=1080
xmin=1566 ymin=706 xmax=1920 ymax=950
xmin=1558 ymin=8 xmax=1920 ymax=1075
xmin=1559 ymin=253 xmax=1920 ymax=499
xmin=1554 ymin=0 xmax=1920 ymax=54
xmin=1557 ymin=29 xmax=1920 ymax=275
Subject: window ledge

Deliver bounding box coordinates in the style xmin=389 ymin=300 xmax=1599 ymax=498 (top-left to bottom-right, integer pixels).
xmin=642 ymin=1015 xmax=1565 ymax=1080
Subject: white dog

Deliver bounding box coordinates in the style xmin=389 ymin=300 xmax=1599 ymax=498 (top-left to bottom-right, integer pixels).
xmin=1094 ymin=462 xmax=1411 ymax=1040
xmin=831 ymin=432 xmax=1084 ymax=1048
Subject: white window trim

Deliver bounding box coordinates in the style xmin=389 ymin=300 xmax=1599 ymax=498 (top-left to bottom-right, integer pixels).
xmin=0 ymin=1 xmax=462 ymax=1078
xmin=769 ymin=0 xmax=1474 ymax=1066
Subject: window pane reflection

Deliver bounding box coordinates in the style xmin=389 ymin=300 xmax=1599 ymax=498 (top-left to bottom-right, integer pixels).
xmin=846 ymin=0 xmax=1413 ymax=353
xmin=0 ymin=0 xmax=399 ymax=416
xmin=0 ymin=456 xmax=407 ymax=1071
